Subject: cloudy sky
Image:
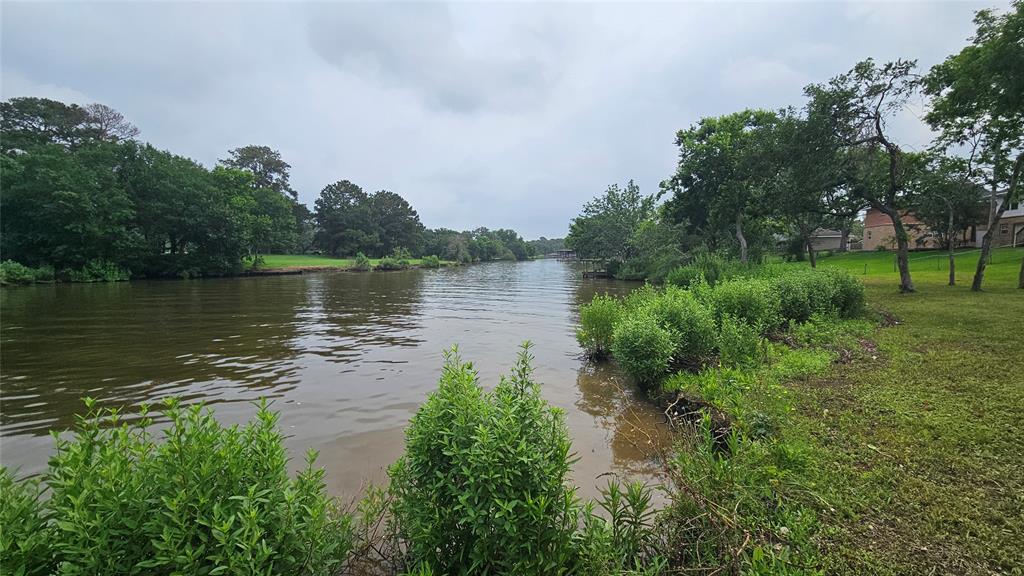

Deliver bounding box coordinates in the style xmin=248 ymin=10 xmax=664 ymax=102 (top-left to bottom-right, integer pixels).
xmin=1 ymin=1 xmax=1001 ymax=238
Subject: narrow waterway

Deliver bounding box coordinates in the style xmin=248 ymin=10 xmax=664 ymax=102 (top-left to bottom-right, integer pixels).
xmin=0 ymin=259 xmax=670 ymax=499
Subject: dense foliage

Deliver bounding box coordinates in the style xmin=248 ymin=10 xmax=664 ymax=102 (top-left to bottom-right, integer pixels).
xmin=0 ymin=97 xmax=537 ymax=281
xmin=389 ymin=346 xmax=579 ymax=573
xmin=387 ymin=344 xmax=665 ymax=574
xmin=0 ymin=399 xmax=353 ymax=575
xmin=586 ymin=266 xmax=864 ymax=387
xmin=563 ymin=3 xmax=1022 ymax=289
xmin=0 ymin=98 xmax=302 ymax=279
xmin=576 ymin=294 xmax=623 ymax=358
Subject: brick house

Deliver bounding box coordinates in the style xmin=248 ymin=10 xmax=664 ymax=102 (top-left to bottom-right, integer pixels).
xmin=861 ymin=209 xmax=941 ymax=251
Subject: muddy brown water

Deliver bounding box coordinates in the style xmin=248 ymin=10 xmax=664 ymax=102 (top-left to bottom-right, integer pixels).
xmin=0 ymin=260 xmax=671 ymax=500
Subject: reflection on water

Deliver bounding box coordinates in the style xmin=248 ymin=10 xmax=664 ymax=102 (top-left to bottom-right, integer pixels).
xmin=1 ymin=260 xmax=669 ymax=499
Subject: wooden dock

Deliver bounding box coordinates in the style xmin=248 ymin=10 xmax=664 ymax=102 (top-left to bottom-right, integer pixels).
xmin=580 ymin=258 xmax=611 ymax=279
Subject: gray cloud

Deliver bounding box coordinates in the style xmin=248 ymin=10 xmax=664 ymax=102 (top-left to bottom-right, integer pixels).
xmin=1 ymin=1 xmax=1002 ymax=238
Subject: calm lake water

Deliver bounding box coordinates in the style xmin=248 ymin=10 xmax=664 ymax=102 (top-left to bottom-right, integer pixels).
xmin=0 ymin=259 xmax=670 ymax=499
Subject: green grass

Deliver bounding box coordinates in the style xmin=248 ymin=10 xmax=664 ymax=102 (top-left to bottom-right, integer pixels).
xmin=810 ymin=246 xmax=1024 ymax=289
xmin=780 ymin=248 xmax=1024 ymax=574
xmin=251 ymin=254 xmax=442 ymax=269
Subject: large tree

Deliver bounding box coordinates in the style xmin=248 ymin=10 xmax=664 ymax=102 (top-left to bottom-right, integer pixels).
xmin=1 ymin=97 xmax=138 ymax=153
xmin=369 ymin=190 xmax=425 ymax=256
xmin=662 ymin=110 xmax=779 ymax=264
xmin=313 ymin=180 xmax=375 ymax=257
xmin=912 ymin=156 xmax=987 ymax=285
xmin=805 ymin=59 xmax=920 ymax=292
xmin=220 ymin=145 xmax=297 ymax=200
xmin=922 ymin=1 xmax=1023 ymax=291
xmin=566 ymin=180 xmax=654 ymax=261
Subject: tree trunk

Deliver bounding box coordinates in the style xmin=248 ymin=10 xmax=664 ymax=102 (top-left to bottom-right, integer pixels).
xmin=806 ymin=238 xmax=817 ymax=268
xmin=839 ymin=228 xmax=850 ymax=252
xmin=1018 ymin=256 xmax=1024 ymax=289
xmin=973 ymin=153 xmax=1023 ymax=291
xmin=736 ymin=213 xmax=748 ymax=264
xmin=972 ymin=228 xmax=994 ymax=291
xmin=973 ymin=181 xmax=1000 ymax=292
xmin=947 ymin=207 xmax=955 ymax=286
xmin=882 ymin=209 xmax=914 ymax=293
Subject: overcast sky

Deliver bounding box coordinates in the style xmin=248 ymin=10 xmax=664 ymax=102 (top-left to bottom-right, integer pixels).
xmin=1 ymin=1 xmax=1001 ymax=238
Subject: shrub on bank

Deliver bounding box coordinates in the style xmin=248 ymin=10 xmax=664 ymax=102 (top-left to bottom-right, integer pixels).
xmin=717 ymin=314 xmax=765 ymax=369
xmin=1 ymin=399 xmax=353 ymax=575
xmin=375 ymin=256 xmax=405 ymax=271
xmin=353 ymin=252 xmax=372 ymax=271
xmin=63 ymin=259 xmax=130 ymax=282
xmin=639 ymin=287 xmax=718 ymax=365
xmin=825 ymin=269 xmax=866 ymax=318
xmin=0 ymin=260 xmax=55 ymax=285
xmin=421 ymin=255 xmax=441 ymax=268
xmin=387 ymin=345 xmax=664 ymax=574
xmin=611 ymin=311 xmax=676 ymax=388
xmin=707 ymin=278 xmax=782 ymax=332
xmin=577 ymin=294 xmax=623 ymax=358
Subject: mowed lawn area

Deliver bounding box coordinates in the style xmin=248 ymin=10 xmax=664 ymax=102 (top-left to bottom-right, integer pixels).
xmin=788 ymin=248 xmax=1024 ymax=574
xmin=251 ymin=254 xmax=438 ymax=269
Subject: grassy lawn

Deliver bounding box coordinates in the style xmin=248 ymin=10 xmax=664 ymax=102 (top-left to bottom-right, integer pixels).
xmin=786 ymin=248 xmax=1024 ymax=574
xmin=252 ymin=254 xmax=437 ymax=269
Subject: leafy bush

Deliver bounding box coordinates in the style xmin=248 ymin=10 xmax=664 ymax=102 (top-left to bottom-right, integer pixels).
xmin=717 ymin=314 xmax=765 ymax=369
xmin=577 ymin=294 xmax=623 ymax=358
xmin=388 ymin=345 xmax=580 ymax=573
xmin=666 ymin=251 xmax=749 ymax=288
xmin=665 ymin=264 xmax=705 ymax=289
xmin=2 ymin=398 xmax=353 ymax=575
xmin=640 ymin=287 xmax=718 ymax=365
xmin=353 ymin=252 xmax=372 ymax=271
xmin=420 ymin=255 xmax=441 ymax=268
xmin=578 ymin=480 xmax=665 ymax=575
xmin=708 ymin=278 xmax=782 ymax=332
xmin=0 ymin=471 xmax=56 ymax=575
xmin=772 ymin=269 xmax=838 ymax=323
xmin=0 ymin=260 xmax=53 ymax=285
xmin=375 ymin=256 xmax=405 ymax=271
xmin=63 ymin=259 xmax=130 ymax=282
xmin=824 ymin=269 xmax=865 ymax=318
xmin=611 ymin=311 xmax=676 ymax=388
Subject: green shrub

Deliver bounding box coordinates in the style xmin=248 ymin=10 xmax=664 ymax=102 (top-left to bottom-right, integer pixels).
xmin=577 ymin=294 xmax=623 ymax=358
xmin=611 ymin=311 xmax=676 ymax=388
xmin=665 ymin=264 xmax=704 ymax=288
xmin=717 ymin=314 xmax=765 ymax=369
xmin=824 ymin=269 xmax=865 ymax=318
xmin=353 ymin=252 xmax=372 ymax=271
xmin=63 ymin=259 xmax=130 ymax=282
xmin=421 ymin=255 xmax=441 ymax=268
xmin=0 ymin=260 xmax=53 ymax=285
xmin=578 ymin=480 xmax=664 ymax=575
xmin=4 ymin=398 xmax=353 ymax=575
xmin=640 ymin=287 xmax=717 ymax=365
xmin=709 ymin=278 xmax=782 ymax=332
xmin=388 ymin=345 xmax=580 ymax=573
xmin=667 ymin=251 xmax=747 ymax=288
xmin=375 ymin=256 xmax=405 ymax=271
xmin=0 ymin=471 xmax=56 ymax=575
xmin=773 ymin=269 xmax=838 ymax=323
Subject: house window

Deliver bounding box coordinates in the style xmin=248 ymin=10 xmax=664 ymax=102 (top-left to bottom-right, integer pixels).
xmin=1000 ymin=224 xmax=1009 ymax=234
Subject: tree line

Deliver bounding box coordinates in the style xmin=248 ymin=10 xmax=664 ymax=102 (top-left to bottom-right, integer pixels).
xmin=568 ymin=1 xmax=1022 ymax=292
xmin=0 ymin=98 xmax=534 ymax=281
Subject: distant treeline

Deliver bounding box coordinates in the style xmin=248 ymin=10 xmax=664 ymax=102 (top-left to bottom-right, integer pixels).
xmin=0 ymin=97 xmax=534 ymax=281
